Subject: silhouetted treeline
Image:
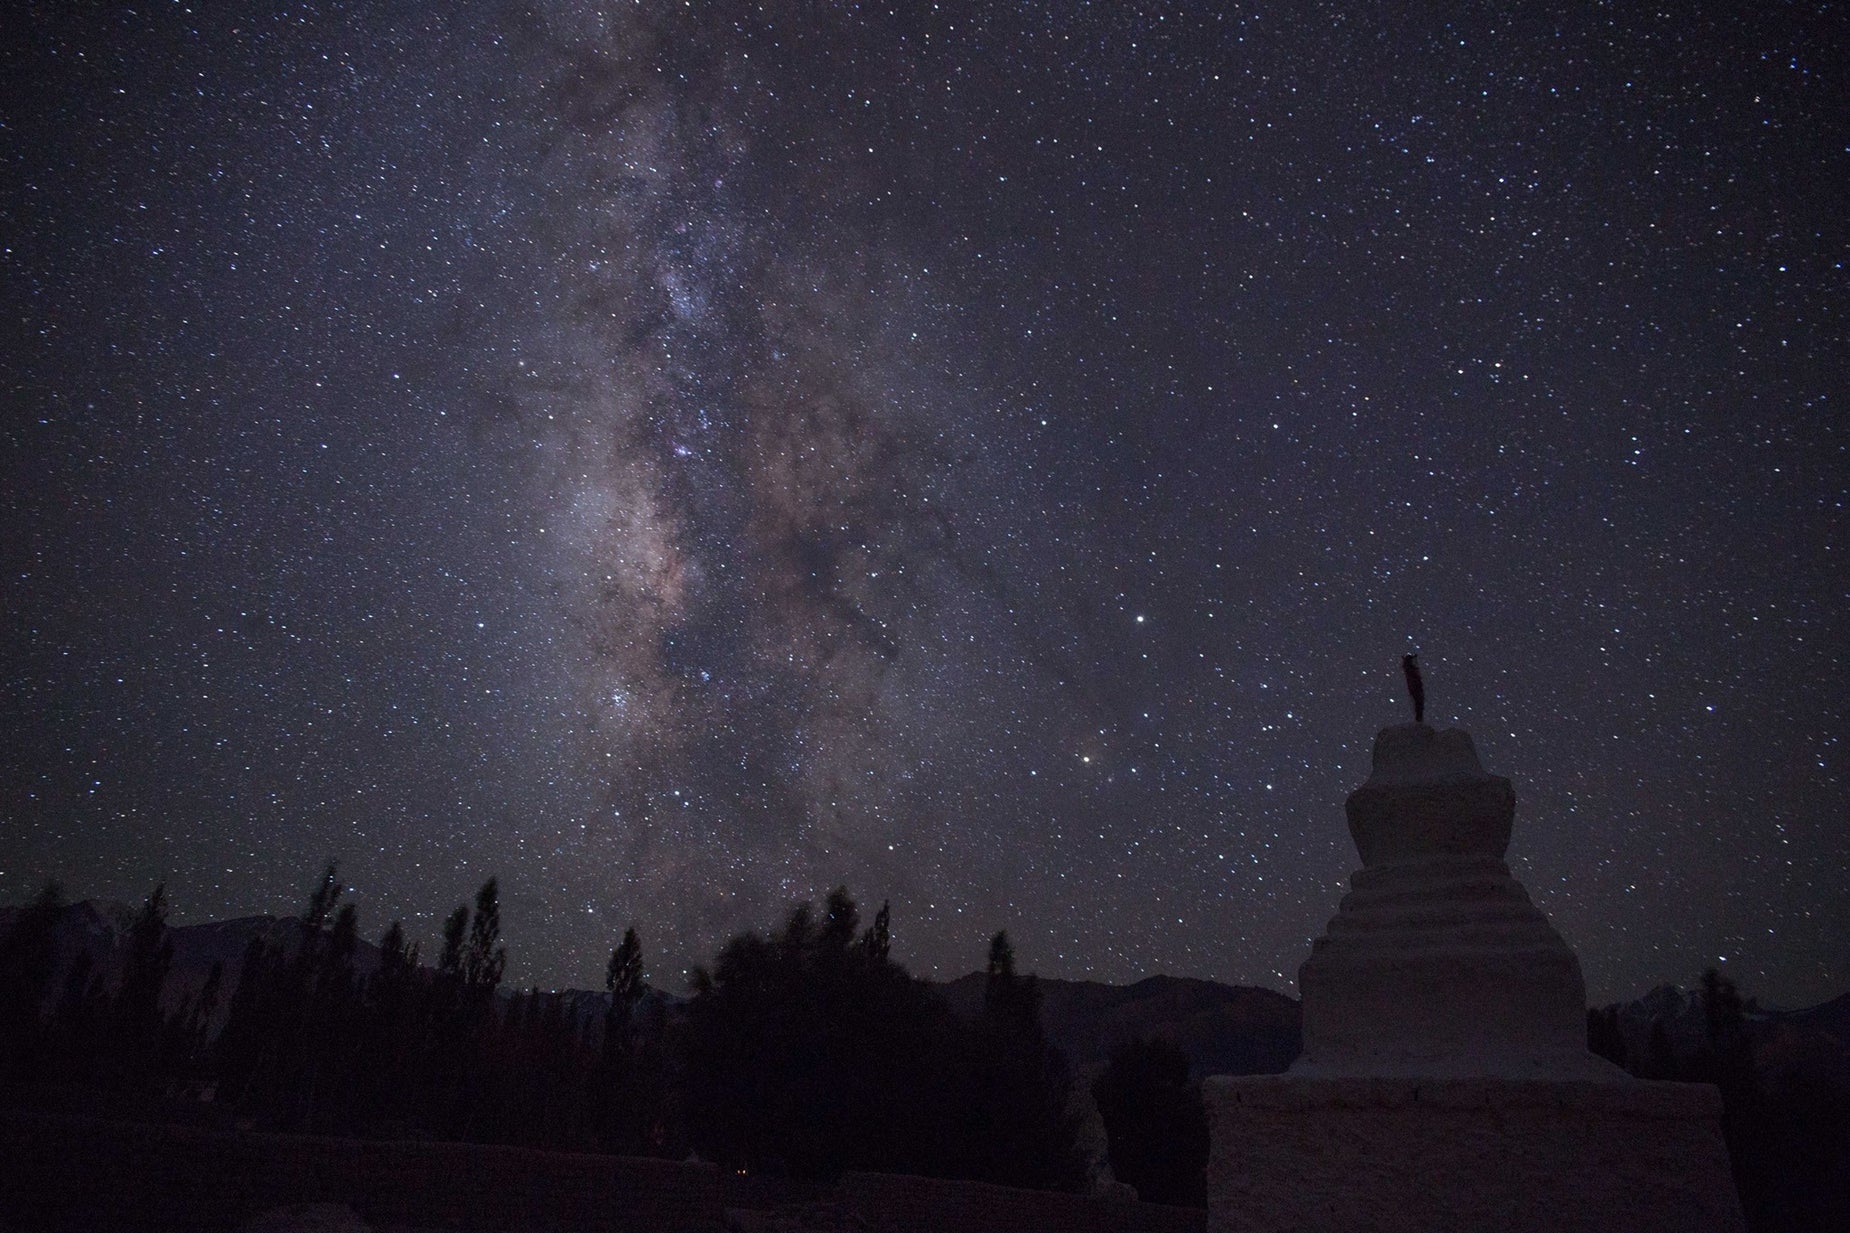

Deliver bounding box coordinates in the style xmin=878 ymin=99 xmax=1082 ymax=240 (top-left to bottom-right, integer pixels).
xmin=681 ymin=890 xmax=1083 ymax=1187
xmin=0 ymin=875 xmax=1091 ymax=1193
xmin=1091 ymin=1036 xmax=1209 ymax=1207
xmin=1589 ymin=969 xmax=1850 ymax=1233
xmin=0 ymin=880 xmax=191 ymax=1099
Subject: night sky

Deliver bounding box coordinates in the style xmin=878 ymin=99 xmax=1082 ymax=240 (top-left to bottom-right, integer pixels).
xmin=3 ymin=3 xmax=1844 ymax=1007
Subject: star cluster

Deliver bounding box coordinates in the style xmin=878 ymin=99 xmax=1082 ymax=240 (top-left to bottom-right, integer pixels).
xmin=3 ymin=2 xmax=1844 ymax=1005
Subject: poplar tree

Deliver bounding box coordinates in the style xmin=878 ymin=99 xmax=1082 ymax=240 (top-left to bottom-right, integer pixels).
xmin=605 ymin=926 xmax=644 ymax=1057
xmin=462 ymin=878 xmax=506 ymax=1000
xmin=0 ymin=881 xmax=64 ymax=1088
xmin=112 ymin=883 xmax=175 ymax=1083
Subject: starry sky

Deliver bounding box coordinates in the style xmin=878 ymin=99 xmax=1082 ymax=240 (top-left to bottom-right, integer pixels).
xmin=3 ymin=2 xmax=1844 ymax=1007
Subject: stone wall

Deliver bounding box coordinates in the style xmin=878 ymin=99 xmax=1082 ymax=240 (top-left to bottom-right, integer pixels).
xmin=839 ymin=1172 xmax=1204 ymax=1233
xmin=1204 ymin=1074 xmax=1745 ymax=1233
xmin=3 ymin=1111 xmax=1208 ymax=1232
xmin=3 ymin=1110 xmax=726 ymax=1232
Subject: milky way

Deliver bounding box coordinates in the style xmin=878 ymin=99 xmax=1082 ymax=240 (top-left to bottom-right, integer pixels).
xmin=3 ymin=2 xmax=1844 ymax=1005
xmin=472 ymin=5 xmax=1104 ymax=957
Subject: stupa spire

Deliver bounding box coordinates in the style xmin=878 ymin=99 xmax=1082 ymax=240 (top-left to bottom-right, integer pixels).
xmin=1401 ymin=651 xmax=1424 ymax=723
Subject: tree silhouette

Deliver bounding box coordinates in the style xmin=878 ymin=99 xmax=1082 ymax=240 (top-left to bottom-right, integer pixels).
xmin=1646 ymin=1019 xmax=1677 ymax=1081
xmin=214 ymin=931 xmax=278 ymax=1107
xmin=682 ymin=888 xmax=972 ymax=1181
xmin=170 ymin=959 xmax=224 ymax=1083
xmin=1592 ymin=970 xmax=1850 ymax=1232
xmin=356 ymin=917 xmax=423 ymax=1130
xmin=593 ymin=924 xmax=664 ymax=1154
xmin=862 ymin=900 xmax=891 ymax=962
xmin=110 ymin=884 xmax=175 ymax=1088
xmin=303 ymin=864 xmax=340 ymax=933
xmin=1586 ymin=1004 xmax=1626 ymax=1070
xmin=438 ymin=904 xmax=468 ymax=980
xmin=820 ymin=885 xmax=859 ymax=952
xmin=0 ymin=881 xmax=64 ymax=1095
xmin=984 ymin=931 xmax=1030 ymax=1020
xmin=1092 ymin=1036 xmax=1209 ymax=1206
xmin=604 ymin=926 xmax=644 ymax=1058
xmin=968 ymin=930 xmax=1087 ymax=1191
xmin=462 ymin=878 xmax=507 ymax=1000
xmin=2 ymin=869 xmax=1190 ymax=1197
xmin=49 ymin=945 xmax=106 ymax=1083
xmin=424 ymin=877 xmax=509 ymax=1139
xmin=297 ymin=899 xmax=361 ymax=1129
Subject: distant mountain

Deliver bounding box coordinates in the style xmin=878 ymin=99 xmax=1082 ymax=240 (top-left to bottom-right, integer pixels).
xmin=934 ymin=971 xmax=1302 ymax=1079
xmin=1610 ymin=982 xmax=1709 ymax=1060
xmin=0 ymin=898 xmax=128 ymax=995
xmin=0 ymin=898 xmax=660 ymax=1028
xmin=1599 ymin=983 xmax=1850 ymax=1095
xmin=1748 ymin=990 xmax=1850 ymax=1092
xmin=0 ymin=901 xmax=387 ymax=1027
xmin=14 ymin=899 xmax=1844 ymax=1097
xmin=6 ymin=900 xmax=1305 ymax=1078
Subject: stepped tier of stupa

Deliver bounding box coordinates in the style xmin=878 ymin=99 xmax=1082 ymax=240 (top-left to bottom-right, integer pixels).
xmin=1293 ymin=723 xmax=1619 ymax=1079
xmin=1203 ymin=717 xmax=1744 ymax=1233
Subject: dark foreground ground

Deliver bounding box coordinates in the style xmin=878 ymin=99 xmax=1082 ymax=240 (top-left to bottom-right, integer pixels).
xmin=1 ymin=1109 xmax=1204 ymax=1233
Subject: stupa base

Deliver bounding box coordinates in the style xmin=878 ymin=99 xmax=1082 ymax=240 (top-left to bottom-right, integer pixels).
xmin=1203 ymin=1073 xmax=1743 ymax=1232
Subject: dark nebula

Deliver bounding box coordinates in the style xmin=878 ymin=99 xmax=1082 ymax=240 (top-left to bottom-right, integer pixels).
xmin=3 ymin=3 xmax=1844 ymax=1004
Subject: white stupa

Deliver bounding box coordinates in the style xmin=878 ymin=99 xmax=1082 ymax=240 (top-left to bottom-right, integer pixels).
xmin=1202 ymin=711 xmax=1745 ymax=1233
xmin=1292 ymin=722 xmax=1621 ymax=1080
